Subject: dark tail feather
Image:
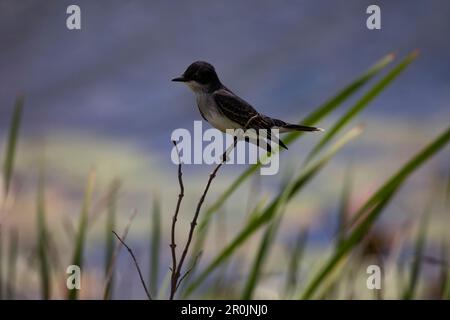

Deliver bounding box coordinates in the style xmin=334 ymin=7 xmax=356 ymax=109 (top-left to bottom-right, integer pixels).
xmin=250 ymin=135 xmax=289 ymax=152
xmin=278 ymin=139 xmax=288 ymax=150
xmin=282 ymin=123 xmax=324 ymax=132
xmin=257 ymin=138 xmax=288 ymax=152
xmin=271 ymin=118 xmax=324 ymax=132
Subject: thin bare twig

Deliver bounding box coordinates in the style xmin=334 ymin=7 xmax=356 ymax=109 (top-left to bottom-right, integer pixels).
xmin=103 ymin=210 xmax=137 ymax=299
xmin=112 ymin=230 xmax=152 ymax=300
xmin=169 ymin=122 xmax=263 ymax=299
xmin=170 ymin=140 xmax=185 ymax=299
xmin=170 ymin=136 xmax=240 ymax=299
xmin=176 ymin=251 xmax=202 ymax=290
xmin=174 ymin=162 xmax=223 ymax=278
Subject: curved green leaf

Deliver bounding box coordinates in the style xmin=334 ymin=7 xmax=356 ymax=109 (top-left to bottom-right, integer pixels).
xmin=306 ymin=51 xmax=418 ymax=163
xmin=301 ymin=126 xmax=450 ymax=299
xmin=3 ymin=95 xmax=24 ymax=196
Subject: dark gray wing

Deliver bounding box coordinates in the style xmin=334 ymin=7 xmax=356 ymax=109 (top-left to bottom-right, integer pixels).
xmin=214 ymin=89 xmax=289 ymax=150
xmin=213 ymin=89 xmax=273 ymax=129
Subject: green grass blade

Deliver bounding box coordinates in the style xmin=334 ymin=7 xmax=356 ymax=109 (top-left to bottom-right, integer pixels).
xmin=102 ymin=210 xmax=137 ymax=300
xmin=195 ymin=53 xmax=395 ymax=235
xmin=440 ymin=242 xmax=450 ymax=299
xmin=6 ymin=229 xmax=18 ymax=299
xmin=295 ymin=53 xmax=396 ymax=128
xmin=150 ymin=193 xmax=161 ymax=297
xmin=306 ymin=51 xmax=417 ymax=162
xmin=301 ymin=126 xmax=450 ymax=299
xmin=67 ymin=170 xmax=95 ymax=300
xmin=104 ymin=179 xmax=120 ymax=300
xmin=444 ymin=170 xmax=450 ymax=299
xmin=0 ymin=226 xmax=3 ymax=299
xmin=184 ymin=127 xmax=362 ymax=297
xmin=37 ymin=168 xmax=51 ymax=299
xmin=403 ymin=212 xmax=429 ymax=300
xmin=209 ymin=209 xmax=232 ymax=295
xmin=302 ymin=190 xmax=396 ymax=299
xmin=180 ymin=200 xmax=268 ymax=297
xmin=348 ymin=126 xmax=450 ymax=228
xmin=2 ymin=95 xmax=24 ymax=196
xmin=284 ymin=230 xmax=308 ymax=297
xmin=241 ymin=171 xmax=296 ymax=300
xmin=446 ymin=168 xmax=450 ymax=207
xmin=241 ymin=215 xmax=282 ymax=299
xmin=335 ymin=169 xmax=352 ymax=248
xmin=199 ymin=166 xmax=258 ymax=232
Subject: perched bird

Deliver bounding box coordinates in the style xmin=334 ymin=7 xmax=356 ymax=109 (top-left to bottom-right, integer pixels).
xmin=172 ymin=61 xmax=323 ymax=150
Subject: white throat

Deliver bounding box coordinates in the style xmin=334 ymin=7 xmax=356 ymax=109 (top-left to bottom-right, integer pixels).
xmin=185 ymin=80 xmax=205 ymax=93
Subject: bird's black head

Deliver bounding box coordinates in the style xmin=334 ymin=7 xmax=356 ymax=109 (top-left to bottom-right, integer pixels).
xmin=172 ymin=61 xmax=221 ymax=90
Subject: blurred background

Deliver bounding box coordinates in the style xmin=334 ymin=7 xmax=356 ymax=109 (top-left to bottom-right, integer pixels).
xmin=0 ymin=0 xmax=449 ymax=299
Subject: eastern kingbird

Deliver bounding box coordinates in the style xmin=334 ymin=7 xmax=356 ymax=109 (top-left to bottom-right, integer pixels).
xmin=172 ymin=61 xmax=323 ymax=150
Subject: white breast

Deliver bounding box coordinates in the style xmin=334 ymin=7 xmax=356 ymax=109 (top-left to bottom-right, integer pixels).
xmin=195 ymin=92 xmax=241 ymax=132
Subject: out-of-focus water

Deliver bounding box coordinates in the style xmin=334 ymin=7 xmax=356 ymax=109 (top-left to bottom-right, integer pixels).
xmin=0 ymin=0 xmax=449 ymax=155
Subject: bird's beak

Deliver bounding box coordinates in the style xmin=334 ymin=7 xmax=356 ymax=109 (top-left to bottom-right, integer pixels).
xmin=171 ymin=76 xmax=187 ymax=82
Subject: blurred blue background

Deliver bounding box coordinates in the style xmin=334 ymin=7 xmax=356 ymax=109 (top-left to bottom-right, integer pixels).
xmin=1 ymin=0 xmax=449 ymax=148
xmin=0 ymin=0 xmax=449 ymax=299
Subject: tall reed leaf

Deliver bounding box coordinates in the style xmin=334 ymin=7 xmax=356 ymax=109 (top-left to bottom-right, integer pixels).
xmin=306 ymin=51 xmax=417 ymax=162
xmin=348 ymin=126 xmax=450 ymax=228
xmin=241 ymin=215 xmax=282 ymax=299
xmin=444 ymin=172 xmax=450 ymax=299
xmin=182 ymin=199 xmax=269 ymax=296
xmin=0 ymin=227 xmax=2 ymax=299
xmin=284 ymin=231 xmax=308 ymax=297
xmin=102 ymin=210 xmax=137 ymax=300
xmin=241 ymin=170 xmax=297 ymax=299
xmin=150 ymin=193 xmax=161 ymax=297
xmin=104 ymin=179 xmax=119 ymax=300
xmin=67 ymin=171 xmax=96 ymax=300
xmin=302 ymin=190 xmax=396 ymax=299
xmin=403 ymin=211 xmax=428 ymax=299
xmin=336 ymin=168 xmax=353 ymax=247
xmin=3 ymin=95 xmax=24 ymax=196
xmin=440 ymin=242 xmax=450 ymax=299
xmin=301 ymin=126 xmax=450 ymax=299
xmin=6 ymin=229 xmax=18 ymax=299
xmin=184 ymin=127 xmax=363 ymax=297
xmin=37 ymin=169 xmax=51 ymax=299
